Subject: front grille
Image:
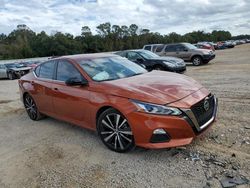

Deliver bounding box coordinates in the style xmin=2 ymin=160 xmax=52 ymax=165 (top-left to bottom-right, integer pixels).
xmin=191 ymin=94 xmax=215 ymax=127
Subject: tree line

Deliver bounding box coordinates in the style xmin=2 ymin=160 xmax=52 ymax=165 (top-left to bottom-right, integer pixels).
xmin=0 ymin=22 xmax=246 ymax=60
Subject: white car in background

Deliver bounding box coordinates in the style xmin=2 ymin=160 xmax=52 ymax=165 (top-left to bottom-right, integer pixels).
xmin=0 ymin=63 xmax=31 ymax=80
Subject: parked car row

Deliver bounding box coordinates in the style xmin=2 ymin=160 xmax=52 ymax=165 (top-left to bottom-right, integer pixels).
xmin=143 ymin=43 xmax=215 ymax=66
xmin=115 ymin=50 xmax=186 ymax=72
xmin=0 ymin=61 xmax=42 ymax=79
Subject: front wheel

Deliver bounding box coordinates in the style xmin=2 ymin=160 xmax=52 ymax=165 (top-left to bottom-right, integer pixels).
xmin=192 ymin=56 xmax=203 ymax=66
xmin=97 ymin=108 xmax=135 ymax=152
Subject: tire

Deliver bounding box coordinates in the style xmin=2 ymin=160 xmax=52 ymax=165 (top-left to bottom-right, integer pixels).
xmin=23 ymin=94 xmax=44 ymax=121
xmin=7 ymin=72 xmax=15 ymax=80
xmin=192 ymin=56 xmax=203 ymax=66
xmin=154 ymin=65 xmax=164 ymax=70
xmin=97 ymin=108 xmax=135 ymax=153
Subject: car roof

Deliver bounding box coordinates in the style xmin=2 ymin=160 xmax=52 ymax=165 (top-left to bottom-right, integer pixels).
xmin=120 ymin=49 xmax=149 ymax=53
xmin=52 ymin=53 xmax=118 ymax=62
xmin=144 ymin=44 xmax=163 ymax=46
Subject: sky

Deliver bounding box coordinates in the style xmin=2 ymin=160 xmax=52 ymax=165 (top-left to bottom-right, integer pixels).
xmin=0 ymin=0 xmax=250 ymax=36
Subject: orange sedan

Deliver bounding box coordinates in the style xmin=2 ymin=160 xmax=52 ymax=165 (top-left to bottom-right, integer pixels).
xmin=18 ymin=53 xmax=217 ymax=152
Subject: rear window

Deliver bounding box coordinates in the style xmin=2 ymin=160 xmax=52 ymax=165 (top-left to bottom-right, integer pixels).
xmin=38 ymin=61 xmax=55 ymax=79
xmin=156 ymin=45 xmax=165 ymax=52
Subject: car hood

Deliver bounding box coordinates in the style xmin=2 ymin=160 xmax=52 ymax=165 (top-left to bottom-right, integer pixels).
xmin=97 ymin=71 xmax=203 ymax=105
xmin=194 ymin=48 xmax=212 ymax=53
xmin=150 ymin=56 xmax=183 ymax=63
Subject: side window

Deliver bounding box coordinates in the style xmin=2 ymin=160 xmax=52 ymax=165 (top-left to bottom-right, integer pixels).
xmin=165 ymin=45 xmax=177 ymax=52
xmin=127 ymin=52 xmax=142 ymax=61
xmin=56 ymin=60 xmax=82 ymax=81
xmin=156 ymin=45 xmax=165 ymax=52
xmin=176 ymin=45 xmax=186 ymax=51
xmin=152 ymin=45 xmax=158 ymax=52
xmin=144 ymin=46 xmax=151 ymax=51
xmin=39 ymin=61 xmax=55 ymax=79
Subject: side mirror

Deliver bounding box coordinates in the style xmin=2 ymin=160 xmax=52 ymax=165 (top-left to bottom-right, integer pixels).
xmin=65 ymin=77 xmax=88 ymax=86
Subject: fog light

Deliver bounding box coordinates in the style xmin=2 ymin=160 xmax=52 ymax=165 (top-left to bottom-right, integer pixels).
xmin=150 ymin=129 xmax=170 ymax=143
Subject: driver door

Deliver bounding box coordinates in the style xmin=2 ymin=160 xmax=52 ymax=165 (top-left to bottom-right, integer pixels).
xmin=51 ymin=60 xmax=91 ymax=128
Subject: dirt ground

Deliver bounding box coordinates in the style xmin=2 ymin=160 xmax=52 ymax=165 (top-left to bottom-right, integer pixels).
xmin=0 ymin=44 xmax=249 ymax=188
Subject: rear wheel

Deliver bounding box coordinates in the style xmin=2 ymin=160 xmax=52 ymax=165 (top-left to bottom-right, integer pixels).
xmin=192 ymin=56 xmax=203 ymax=66
xmin=97 ymin=108 xmax=135 ymax=152
xmin=24 ymin=94 xmax=44 ymax=121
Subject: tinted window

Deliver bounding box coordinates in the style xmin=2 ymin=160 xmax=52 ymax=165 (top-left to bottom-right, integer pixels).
xmin=144 ymin=46 xmax=151 ymax=51
xmin=39 ymin=61 xmax=55 ymax=79
xmin=156 ymin=45 xmax=165 ymax=52
xmin=175 ymin=44 xmax=186 ymax=51
xmin=127 ymin=52 xmax=142 ymax=61
xmin=56 ymin=60 xmax=82 ymax=81
xmin=115 ymin=51 xmax=126 ymax=57
xmin=165 ymin=45 xmax=177 ymax=52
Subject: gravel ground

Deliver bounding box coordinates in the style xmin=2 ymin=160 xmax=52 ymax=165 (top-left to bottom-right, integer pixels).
xmin=0 ymin=44 xmax=249 ymax=188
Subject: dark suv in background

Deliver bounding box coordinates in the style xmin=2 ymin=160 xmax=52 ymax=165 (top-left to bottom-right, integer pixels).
xmin=155 ymin=43 xmax=216 ymax=66
xmin=115 ymin=49 xmax=186 ymax=73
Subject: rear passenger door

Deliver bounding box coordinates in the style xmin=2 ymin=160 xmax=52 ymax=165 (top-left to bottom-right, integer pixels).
xmin=32 ymin=61 xmax=56 ymax=115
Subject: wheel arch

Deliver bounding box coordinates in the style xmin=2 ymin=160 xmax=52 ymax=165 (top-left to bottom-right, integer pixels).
xmin=191 ymin=54 xmax=203 ymax=61
xmin=96 ymin=106 xmax=113 ymax=124
xmin=22 ymin=92 xmax=30 ymax=103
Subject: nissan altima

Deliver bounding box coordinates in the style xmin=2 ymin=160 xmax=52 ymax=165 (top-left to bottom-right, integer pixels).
xmin=18 ymin=53 xmax=217 ymax=152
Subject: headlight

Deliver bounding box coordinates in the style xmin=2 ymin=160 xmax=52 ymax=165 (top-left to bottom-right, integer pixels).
xmin=163 ymin=61 xmax=176 ymax=68
xmin=131 ymin=100 xmax=182 ymax=115
xmin=203 ymin=51 xmax=210 ymax=55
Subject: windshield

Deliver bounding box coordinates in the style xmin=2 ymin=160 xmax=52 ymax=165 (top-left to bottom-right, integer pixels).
xmin=139 ymin=50 xmax=159 ymax=59
xmin=5 ymin=64 xmax=15 ymax=68
xmin=184 ymin=43 xmax=197 ymax=50
xmin=78 ymin=56 xmax=147 ymax=82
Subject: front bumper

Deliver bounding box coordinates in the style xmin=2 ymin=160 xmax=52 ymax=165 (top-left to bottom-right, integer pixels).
xmin=203 ymin=54 xmax=216 ymax=62
xmin=127 ymin=95 xmax=218 ymax=149
xmin=170 ymin=66 xmax=186 ymax=73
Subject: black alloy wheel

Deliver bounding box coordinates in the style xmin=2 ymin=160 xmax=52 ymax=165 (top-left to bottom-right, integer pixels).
xmin=192 ymin=56 xmax=203 ymax=66
xmin=24 ymin=94 xmax=43 ymax=120
xmin=97 ymin=108 xmax=135 ymax=152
